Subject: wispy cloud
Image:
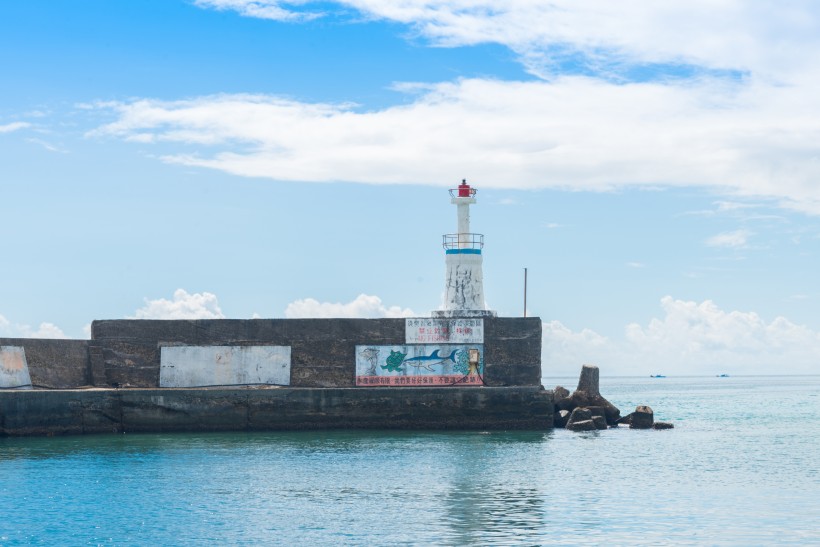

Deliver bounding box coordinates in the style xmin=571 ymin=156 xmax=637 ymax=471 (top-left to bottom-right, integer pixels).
xmin=681 ymin=201 xmax=786 ymax=223
xmin=715 ymin=201 xmax=756 ymax=212
xmin=193 ymin=0 xmax=323 ymax=21
xmin=192 ymin=2 xmax=820 ymax=81
xmin=26 ymin=138 xmax=67 ymax=153
xmin=0 ymin=121 xmax=31 ymax=134
xmin=706 ymin=229 xmax=752 ymax=249
xmin=627 ymin=262 xmax=645 ymax=268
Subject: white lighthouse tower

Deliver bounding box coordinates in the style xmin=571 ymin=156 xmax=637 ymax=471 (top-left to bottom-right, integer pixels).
xmin=433 ymin=180 xmax=497 ymax=318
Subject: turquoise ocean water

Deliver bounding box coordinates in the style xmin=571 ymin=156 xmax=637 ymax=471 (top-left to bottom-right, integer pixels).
xmin=1 ymin=376 xmax=818 ymax=545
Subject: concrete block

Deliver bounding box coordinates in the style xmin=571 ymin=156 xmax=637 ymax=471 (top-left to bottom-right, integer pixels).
xmin=1 ymin=346 xmax=32 ymax=388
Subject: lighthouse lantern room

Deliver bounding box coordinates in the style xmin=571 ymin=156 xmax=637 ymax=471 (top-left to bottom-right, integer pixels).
xmin=433 ymin=180 xmax=497 ymax=318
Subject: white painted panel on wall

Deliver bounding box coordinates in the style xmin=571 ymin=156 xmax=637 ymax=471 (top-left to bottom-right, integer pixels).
xmin=159 ymin=345 xmax=291 ymax=388
xmin=0 ymin=346 xmax=32 ymax=389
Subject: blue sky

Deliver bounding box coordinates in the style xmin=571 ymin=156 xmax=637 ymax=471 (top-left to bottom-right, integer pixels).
xmin=2 ymin=1 xmax=819 ymax=376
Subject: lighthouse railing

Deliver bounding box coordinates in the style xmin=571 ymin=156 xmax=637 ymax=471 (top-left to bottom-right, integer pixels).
xmin=442 ymin=233 xmax=484 ymax=250
xmin=448 ymin=188 xmax=477 ymax=198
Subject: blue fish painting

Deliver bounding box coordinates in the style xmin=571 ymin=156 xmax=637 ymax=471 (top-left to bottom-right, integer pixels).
xmin=403 ymin=349 xmax=458 ymax=371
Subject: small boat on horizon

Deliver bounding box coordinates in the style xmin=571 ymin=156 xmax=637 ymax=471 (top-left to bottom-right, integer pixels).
xmin=717 ymin=373 xmax=730 ymax=377
xmin=650 ymin=374 xmax=666 ymax=378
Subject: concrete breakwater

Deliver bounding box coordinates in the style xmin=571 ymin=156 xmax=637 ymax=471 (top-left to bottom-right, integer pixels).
xmin=1 ymin=317 xmax=551 ymax=435
xmin=0 ymin=386 xmax=553 ymax=436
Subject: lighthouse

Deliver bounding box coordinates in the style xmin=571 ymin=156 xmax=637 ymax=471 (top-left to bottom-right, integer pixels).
xmin=433 ymin=180 xmax=497 ymax=318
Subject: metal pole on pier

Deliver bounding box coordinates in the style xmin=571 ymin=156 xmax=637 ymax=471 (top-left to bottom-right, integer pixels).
xmin=523 ymin=267 xmax=528 ymax=317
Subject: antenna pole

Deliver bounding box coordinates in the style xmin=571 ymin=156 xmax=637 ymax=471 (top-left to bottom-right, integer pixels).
xmin=523 ymin=267 xmax=528 ymax=317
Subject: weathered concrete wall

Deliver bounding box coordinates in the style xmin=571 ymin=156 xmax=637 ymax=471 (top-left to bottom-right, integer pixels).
xmin=0 ymin=317 xmax=541 ymax=389
xmin=89 ymin=319 xmax=406 ymax=388
xmin=0 ymin=386 xmax=554 ymax=435
xmin=90 ymin=317 xmax=542 ymax=388
xmin=0 ymin=338 xmax=90 ymax=388
xmin=482 ymin=318 xmax=542 ymax=387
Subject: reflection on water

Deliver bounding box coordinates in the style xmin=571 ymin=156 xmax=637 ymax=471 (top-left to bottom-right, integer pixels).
xmin=442 ymin=433 xmax=548 ymax=545
xmin=1 ymin=376 xmax=819 ymax=545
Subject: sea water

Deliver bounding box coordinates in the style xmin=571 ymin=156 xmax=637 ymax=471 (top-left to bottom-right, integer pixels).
xmin=1 ymin=376 xmax=818 ymax=545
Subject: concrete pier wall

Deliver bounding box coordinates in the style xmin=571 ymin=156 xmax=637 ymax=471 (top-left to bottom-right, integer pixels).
xmin=0 ymin=387 xmax=553 ymax=435
xmin=0 ymin=338 xmax=91 ymax=388
xmin=0 ymin=317 xmax=541 ymax=389
xmin=0 ymin=317 xmax=546 ymax=436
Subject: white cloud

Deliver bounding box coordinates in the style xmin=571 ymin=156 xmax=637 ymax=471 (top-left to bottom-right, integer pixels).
xmin=79 ymin=2 xmax=820 ymax=214
xmin=627 ymin=262 xmax=645 ymax=268
xmin=192 ymin=2 xmax=820 ymax=80
xmin=24 ymin=323 xmax=69 ymax=339
xmin=715 ymin=201 xmax=757 ymax=213
xmin=130 ymin=289 xmax=226 ymax=319
xmin=193 ymin=0 xmax=322 ymax=21
xmin=85 ymin=3 xmax=820 ymax=214
xmin=284 ymin=293 xmax=415 ymax=318
xmin=90 ymin=70 xmax=820 ymax=214
xmin=543 ymin=319 xmax=613 ymax=377
xmin=0 ymin=313 xmax=69 ymax=339
xmin=0 ymin=121 xmax=30 ymax=134
xmin=543 ymin=296 xmax=820 ymax=377
xmin=706 ymin=229 xmax=752 ymax=248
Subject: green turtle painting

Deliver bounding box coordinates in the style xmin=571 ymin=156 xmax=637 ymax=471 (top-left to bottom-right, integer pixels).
xmin=381 ymin=350 xmax=407 ymax=372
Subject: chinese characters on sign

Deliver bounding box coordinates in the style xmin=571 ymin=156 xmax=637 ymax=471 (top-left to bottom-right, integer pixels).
xmin=356 ymin=374 xmax=483 ymax=386
xmin=405 ymin=318 xmax=484 ymax=344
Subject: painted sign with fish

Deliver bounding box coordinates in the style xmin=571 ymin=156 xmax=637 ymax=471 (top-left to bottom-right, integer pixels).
xmin=355 ymin=344 xmax=484 ymax=386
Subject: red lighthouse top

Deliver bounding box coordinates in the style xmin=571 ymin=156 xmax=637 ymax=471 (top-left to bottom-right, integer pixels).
xmin=454 ymin=179 xmax=477 ymax=198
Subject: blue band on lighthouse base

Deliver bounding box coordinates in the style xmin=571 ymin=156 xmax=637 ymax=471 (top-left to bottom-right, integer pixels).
xmin=445 ymin=249 xmax=482 ymax=255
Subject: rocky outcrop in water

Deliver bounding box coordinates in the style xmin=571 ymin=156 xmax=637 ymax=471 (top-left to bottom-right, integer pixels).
xmin=565 ymin=407 xmax=610 ymax=431
xmin=553 ymin=364 xmax=620 ymax=426
xmin=620 ymin=405 xmax=654 ymax=429
xmin=554 ymin=365 xmax=673 ymax=432
xmin=554 ymin=385 xmax=570 ymax=402
xmin=618 ymin=406 xmax=676 ymax=430
xmin=553 ymin=409 xmax=570 ymax=428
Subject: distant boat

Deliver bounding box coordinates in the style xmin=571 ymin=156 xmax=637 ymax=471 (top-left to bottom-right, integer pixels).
xmin=717 ymin=374 xmax=730 ymax=377
xmin=650 ymin=374 xmax=666 ymax=378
